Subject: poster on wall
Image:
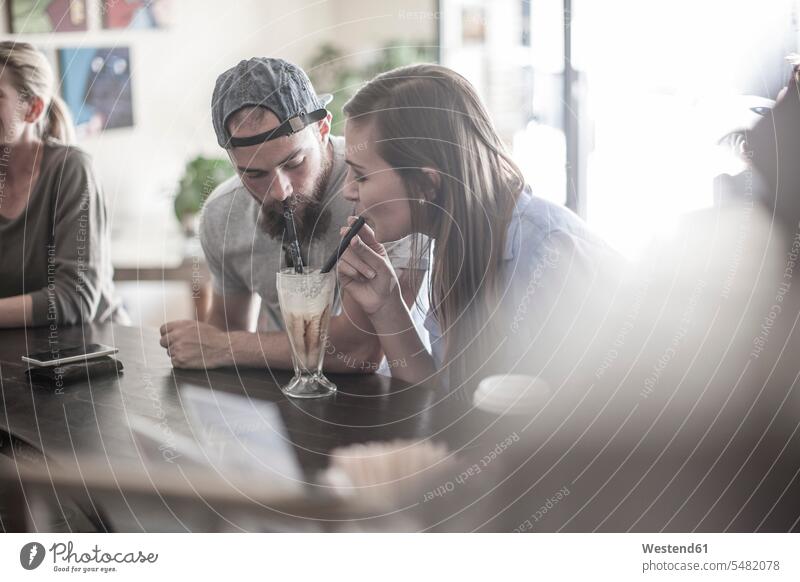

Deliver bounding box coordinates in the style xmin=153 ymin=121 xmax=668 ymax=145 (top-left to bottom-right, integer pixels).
xmin=102 ymin=0 xmax=174 ymax=30
xmin=10 ymin=0 xmax=88 ymax=33
xmin=58 ymin=47 xmax=134 ymax=137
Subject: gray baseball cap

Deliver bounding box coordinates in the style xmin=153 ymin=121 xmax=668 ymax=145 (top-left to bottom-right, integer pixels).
xmin=211 ymin=57 xmax=333 ymax=149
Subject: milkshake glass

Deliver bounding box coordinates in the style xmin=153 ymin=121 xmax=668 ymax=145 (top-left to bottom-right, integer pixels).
xmin=276 ymin=268 xmax=337 ymax=398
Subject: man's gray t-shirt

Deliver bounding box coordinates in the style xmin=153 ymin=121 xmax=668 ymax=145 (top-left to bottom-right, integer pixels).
xmin=200 ymin=135 xmax=428 ymax=335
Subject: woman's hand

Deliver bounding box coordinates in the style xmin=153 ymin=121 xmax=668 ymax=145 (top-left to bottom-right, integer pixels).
xmin=335 ymin=217 xmax=403 ymax=318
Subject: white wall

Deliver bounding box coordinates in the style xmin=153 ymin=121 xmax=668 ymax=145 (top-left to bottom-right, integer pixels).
xmin=327 ymin=0 xmax=438 ymax=56
xmin=1 ymin=0 xmax=436 ymax=247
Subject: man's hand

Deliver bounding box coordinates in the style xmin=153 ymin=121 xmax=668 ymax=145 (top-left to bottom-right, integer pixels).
xmin=159 ymin=320 xmax=233 ymax=369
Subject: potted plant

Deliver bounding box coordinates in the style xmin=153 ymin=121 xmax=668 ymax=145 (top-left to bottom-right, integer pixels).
xmin=174 ymin=156 xmax=234 ymax=236
xmin=307 ymin=41 xmax=436 ymax=133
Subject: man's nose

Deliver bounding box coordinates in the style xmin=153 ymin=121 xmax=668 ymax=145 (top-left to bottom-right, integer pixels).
xmin=267 ymin=171 xmax=293 ymax=202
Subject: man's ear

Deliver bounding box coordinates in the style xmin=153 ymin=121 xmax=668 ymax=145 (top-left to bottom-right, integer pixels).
xmin=317 ymin=111 xmax=333 ymax=145
xmin=24 ymin=96 xmax=45 ymax=124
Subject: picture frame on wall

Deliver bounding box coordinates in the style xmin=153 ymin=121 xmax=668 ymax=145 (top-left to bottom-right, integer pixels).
xmin=9 ymin=0 xmax=89 ymax=33
xmin=102 ymin=0 xmax=174 ymax=30
xmin=58 ymin=47 xmax=135 ymax=137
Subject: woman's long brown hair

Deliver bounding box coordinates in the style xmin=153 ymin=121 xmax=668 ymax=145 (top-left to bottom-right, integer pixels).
xmin=344 ymin=64 xmax=526 ymax=388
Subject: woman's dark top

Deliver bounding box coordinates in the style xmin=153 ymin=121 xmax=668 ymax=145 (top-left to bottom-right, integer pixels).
xmin=0 ymin=140 xmax=123 ymax=325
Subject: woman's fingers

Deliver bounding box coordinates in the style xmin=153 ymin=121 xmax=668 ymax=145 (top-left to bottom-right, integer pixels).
xmin=340 ymin=244 xmax=376 ymax=279
xmin=357 ymin=221 xmax=383 ymax=253
xmin=336 ymin=258 xmax=368 ymax=287
xmin=339 ymin=226 xmax=384 ymax=272
xmin=346 ymin=217 xmax=384 ymax=253
xmin=337 ymin=228 xmax=374 ymax=281
xmin=347 ymin=234 xmax=386 ymax=271
xmin=337 ymin=254 xmax=371 ymax=280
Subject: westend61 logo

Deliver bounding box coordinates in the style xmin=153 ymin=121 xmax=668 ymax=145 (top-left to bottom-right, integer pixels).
xmin=19 ymin=541 xmax=158 ymax=574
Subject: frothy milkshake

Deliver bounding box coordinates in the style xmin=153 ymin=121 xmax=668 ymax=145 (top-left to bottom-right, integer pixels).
xmin=276 ymin=268 xmax=337 ymax=398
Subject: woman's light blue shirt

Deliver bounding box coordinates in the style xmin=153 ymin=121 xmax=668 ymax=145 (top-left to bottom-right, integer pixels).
xmin=423 ymin=186 xmax=618 ymax=371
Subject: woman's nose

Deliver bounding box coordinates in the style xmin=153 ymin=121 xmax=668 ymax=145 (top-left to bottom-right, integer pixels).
xmin=343 ymin=176 xmax=359 ymax=202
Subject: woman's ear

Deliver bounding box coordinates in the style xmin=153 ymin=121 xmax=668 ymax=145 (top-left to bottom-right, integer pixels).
xmin=420 ymin=167 xmax=441 ymax=199
xmin=24 ymin=96 xmax=45 ymax=124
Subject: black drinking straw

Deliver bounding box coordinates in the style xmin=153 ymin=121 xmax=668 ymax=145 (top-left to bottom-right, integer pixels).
xmin=321 ymin=216 xmax=367 ymax=274
xmin=283 ymin=200 xmax=304 ymax=274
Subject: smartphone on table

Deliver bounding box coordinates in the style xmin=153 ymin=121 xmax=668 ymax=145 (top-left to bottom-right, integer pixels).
xmin=22 ymin=344 xmax=119 ymax=367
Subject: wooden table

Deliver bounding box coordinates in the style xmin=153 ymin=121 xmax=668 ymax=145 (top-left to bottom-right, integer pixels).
xmin=4 ymin=322 xmax=797 ymax=533
xmin=0 ymin=323 xmax=499 ymax=532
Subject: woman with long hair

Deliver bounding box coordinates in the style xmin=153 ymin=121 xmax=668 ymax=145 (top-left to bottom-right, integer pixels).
xmin=0 ymin=41 xmax=123 ymax=327
xmin=337 ymin=64 xmax=618 ymax=389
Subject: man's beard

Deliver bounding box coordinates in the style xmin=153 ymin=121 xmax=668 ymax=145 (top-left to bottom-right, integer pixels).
xmin=257 ymin=147 xmax=333 ymax=265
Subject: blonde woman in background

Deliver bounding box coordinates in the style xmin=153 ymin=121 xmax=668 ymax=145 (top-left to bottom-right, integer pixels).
xmin=337 ymin=64 xmax=620 ymax=389
xmin=0 ymin=41 xmax=123 ymax=327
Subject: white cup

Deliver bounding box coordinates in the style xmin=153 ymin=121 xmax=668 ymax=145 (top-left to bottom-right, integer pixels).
xmin=473 ymin=374 xmax=551 ymax=414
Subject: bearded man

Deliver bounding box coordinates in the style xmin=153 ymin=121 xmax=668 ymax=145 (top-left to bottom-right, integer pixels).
xmin=159 ymin=58 xmax=427 ymax=372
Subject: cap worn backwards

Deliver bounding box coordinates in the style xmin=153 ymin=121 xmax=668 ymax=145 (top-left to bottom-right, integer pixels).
xmin=211 ymin=57 xmax=333 ymax=149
